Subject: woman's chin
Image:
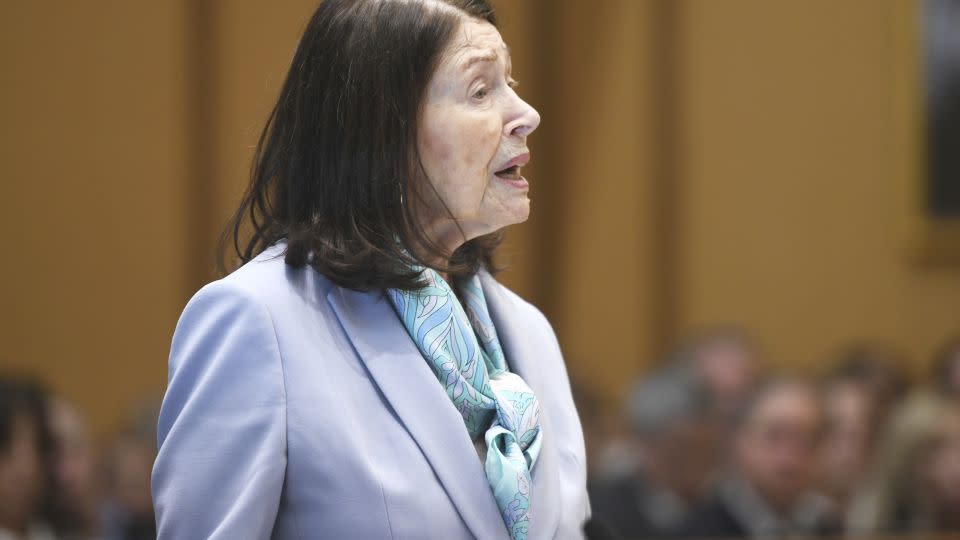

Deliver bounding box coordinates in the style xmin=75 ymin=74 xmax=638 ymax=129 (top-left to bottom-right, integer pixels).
xmin=512 ymin=198 xmax=531 ymax=223
xmin=495 ymin=193 xmax=531 ymax=226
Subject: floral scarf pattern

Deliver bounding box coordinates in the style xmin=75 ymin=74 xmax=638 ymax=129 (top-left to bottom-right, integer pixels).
xmin=387 ymin=268 xmax=542 ymax=540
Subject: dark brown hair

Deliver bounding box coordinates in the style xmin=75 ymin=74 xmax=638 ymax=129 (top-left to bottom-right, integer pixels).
xmin=221 ymin=0 xmax=501 ymax=290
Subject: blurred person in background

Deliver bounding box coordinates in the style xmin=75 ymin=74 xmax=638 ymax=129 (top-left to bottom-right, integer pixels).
xmin=46 ymin=397 xmax=102 ymax=540
xmin=830 ymin=343 xmax=910 ymax=427
xmin=676 ymin=378 xmax=837 ymax=539
xmin=570 ymin=381 xmax=636 ymax=483
xmin=589 ymin=369 xmax=716 ymax=539
xmin=932 ymin=336 xmax=960 ymax=399
xmin=0 ymin=377 xmax=56 ymax=540
xmin=847 ymin=394 xmax=960 ymax=535
xmin=681 ymin=328 xmax=761 ymax=428
xmin=101 ymin=403 xmax=158 ymax=540
xmin=814 ymin=375 xmax=877 ymax=528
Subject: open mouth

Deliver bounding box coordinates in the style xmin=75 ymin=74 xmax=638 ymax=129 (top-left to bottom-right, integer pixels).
xmin=494 ymin=165 xmax=522 ymax=180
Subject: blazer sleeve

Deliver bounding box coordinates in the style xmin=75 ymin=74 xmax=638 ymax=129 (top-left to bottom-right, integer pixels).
xmin=152 ymin=280 xmax=287 ymax=539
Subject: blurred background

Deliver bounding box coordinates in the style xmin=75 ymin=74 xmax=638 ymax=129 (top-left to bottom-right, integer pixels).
xmin=2 ymin=0 xmax=959 ymax=539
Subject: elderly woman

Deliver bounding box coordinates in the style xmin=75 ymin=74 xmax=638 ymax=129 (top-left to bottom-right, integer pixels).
xmin=150 ymin=1 xmax=590 ymax=539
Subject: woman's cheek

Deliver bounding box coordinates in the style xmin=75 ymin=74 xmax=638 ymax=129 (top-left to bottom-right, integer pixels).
xmin=457 ymin=118 xmax=499 ymax=203
xmin=420 ymin=120 xmax=453 ymax=167
xmin=481 ymin=116 xmax=502 ymax=156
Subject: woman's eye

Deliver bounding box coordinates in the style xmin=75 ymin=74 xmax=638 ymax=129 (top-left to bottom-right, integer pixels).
xmin=472 ymin=87 xmax=489 ymax=100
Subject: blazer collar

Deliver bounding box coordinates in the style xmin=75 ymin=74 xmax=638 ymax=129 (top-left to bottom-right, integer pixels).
xmin=477 ymin=271 xmax=562 ymax=540
xmin=327 ymin=285 xmax=508 ymax=540
xmin=327 ymin=271 xmax=562 ymax=540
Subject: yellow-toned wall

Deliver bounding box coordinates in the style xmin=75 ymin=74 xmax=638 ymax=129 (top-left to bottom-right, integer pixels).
xmin=1 ymin=0 xmax=956 ymax=438
xmin=1 ymin=3 xmax=191 ymax=436
xmin=672 ymin=0 xmax=960 ymax=376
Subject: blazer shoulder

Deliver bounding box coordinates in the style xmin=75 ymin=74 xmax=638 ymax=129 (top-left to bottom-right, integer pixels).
xmin=196 ymin=242 xmax=335 ymax=314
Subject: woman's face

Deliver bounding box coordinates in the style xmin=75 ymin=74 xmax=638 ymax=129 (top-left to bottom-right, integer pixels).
xmin=0 ymin=414 xmax=44 ymax=531
xmin=416 ymin=16 xmax=541 ymax=254
xmin=817 ymin=382 xmax=873 ymax=498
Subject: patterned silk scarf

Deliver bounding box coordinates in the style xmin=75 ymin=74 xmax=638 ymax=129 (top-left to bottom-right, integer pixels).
xmin=387 ymin=268 xmax=543 ymax=540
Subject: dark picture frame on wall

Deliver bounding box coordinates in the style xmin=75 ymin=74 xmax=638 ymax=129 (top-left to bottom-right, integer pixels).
xmin=924 ymin=0 xmax=960 ymax=218
xmin=895 ymin=0 xmax=960 ymax=265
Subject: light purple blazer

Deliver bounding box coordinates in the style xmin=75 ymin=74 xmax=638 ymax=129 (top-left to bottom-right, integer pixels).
xmin=151 ymin=242 xmax=590 ymax=539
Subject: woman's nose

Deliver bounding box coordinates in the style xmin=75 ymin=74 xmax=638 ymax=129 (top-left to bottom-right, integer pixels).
xmin=505 ymin=97 xmax=541 ymax=138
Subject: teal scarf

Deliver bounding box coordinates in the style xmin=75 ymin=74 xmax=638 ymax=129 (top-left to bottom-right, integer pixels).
xmin=387 ymin=268 xmax=543 ymax=540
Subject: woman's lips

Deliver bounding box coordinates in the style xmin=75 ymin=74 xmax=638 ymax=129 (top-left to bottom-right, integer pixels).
xmin=493 ymin=152 xmax=530 ymax=189
xmin=495 ymin=152 xmax=531 ymax=173
xmin=494 ymin=173 xmax=529 ymax=190
xmin=495 ymin=164 xmax=521 ymax=179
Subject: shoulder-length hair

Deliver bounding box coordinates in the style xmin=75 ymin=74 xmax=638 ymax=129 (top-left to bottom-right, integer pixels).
xmin=221 ymin=0 xmax=501 ymax=291
xmin=847 ymin=394 xmax=960 ymax=534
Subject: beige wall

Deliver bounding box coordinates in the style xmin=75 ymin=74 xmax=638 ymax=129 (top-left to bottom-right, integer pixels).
xmin=2 ymin=0 xmax=956 ymax=437
xmin=672 ymin=0 xmax=960 ymax=376
xmin=1 ymin=3 xmax=191 ymax=436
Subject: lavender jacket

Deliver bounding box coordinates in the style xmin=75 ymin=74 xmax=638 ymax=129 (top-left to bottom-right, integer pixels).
xmin=151 ymin=242 xmax=590 ymax=539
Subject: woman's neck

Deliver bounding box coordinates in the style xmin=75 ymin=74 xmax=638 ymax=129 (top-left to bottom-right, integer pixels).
xmin=418 ymin=214 xmax=469 ymax=265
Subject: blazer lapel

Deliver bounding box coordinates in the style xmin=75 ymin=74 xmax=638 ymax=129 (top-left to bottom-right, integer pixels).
xmin=478 ymin=271 xmax=563 ymax=540
xmin=326 ymin=286 xmax=509 ymax=540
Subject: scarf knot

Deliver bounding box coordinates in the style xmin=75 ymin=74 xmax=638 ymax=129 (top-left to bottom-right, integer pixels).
xmin=387 ymin=269 xmax=543 ymax=540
